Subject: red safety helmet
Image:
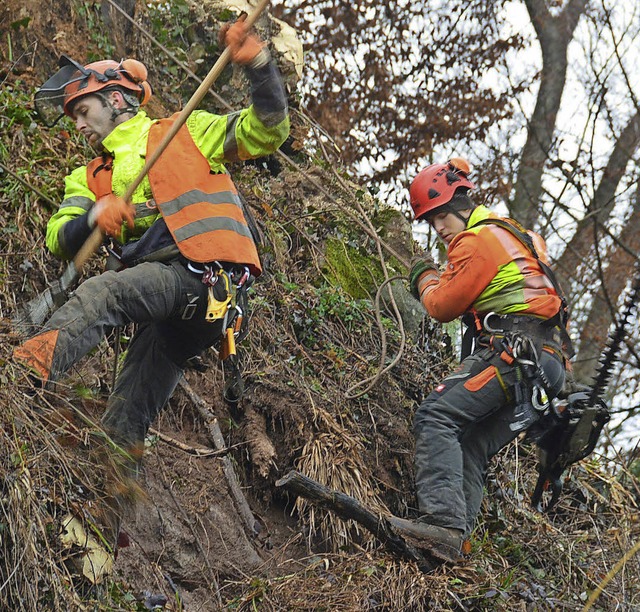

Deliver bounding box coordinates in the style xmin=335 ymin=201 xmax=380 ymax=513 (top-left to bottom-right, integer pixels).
xmin=409 ymin=158 xmax=475 ymax=220
xmin=35 ymin=55 xmax=152 ymax=127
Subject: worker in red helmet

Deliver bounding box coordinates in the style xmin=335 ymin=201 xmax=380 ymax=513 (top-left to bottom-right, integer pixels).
xmin=14 ymin=18 xmax=289 ymax=543
xmin=387 ymin=159 xmax=573 ymax=563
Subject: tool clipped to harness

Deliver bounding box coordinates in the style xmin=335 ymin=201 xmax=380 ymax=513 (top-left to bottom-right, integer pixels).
xmin=510 ymin=358 xmax=550 ymax=433
xmin=199 ymin=262 xmax=253 ymax=403
xmin=202 ymin=263 xmax=235 ymax=323
xmin=530 ymin=391 xmax=610 ymax=512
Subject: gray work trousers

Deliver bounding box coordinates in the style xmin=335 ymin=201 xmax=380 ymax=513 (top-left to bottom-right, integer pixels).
xmin=40 ymin=260 xmax=223 ymax=446
xmin=413 ymin=345 xmax=565 ymax=536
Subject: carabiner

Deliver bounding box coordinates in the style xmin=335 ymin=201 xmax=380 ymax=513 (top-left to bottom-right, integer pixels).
xmin=235 ymin=266 xmax=250 ymax=288
xmin=483 ymin=312 xmax=502 ymax=333
xmin=532 ymin=384 xmax=550 ymax=412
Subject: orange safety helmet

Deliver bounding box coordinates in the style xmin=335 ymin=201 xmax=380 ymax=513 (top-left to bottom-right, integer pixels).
xmin=409 ymin=158 xmax=475 ymax=220
xmin=35 ymin=55 xmax=152 ymax=127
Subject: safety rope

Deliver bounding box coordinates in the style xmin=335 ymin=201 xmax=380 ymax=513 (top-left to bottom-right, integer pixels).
xmin=344 ymin=275 xmax=407 ymax=399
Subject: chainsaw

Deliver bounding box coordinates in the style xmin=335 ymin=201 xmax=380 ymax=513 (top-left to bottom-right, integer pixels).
xmin=530 ymin=262 xmax=640 ymax=512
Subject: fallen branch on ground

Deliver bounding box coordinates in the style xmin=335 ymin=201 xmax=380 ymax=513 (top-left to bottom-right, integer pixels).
xmin=275 ymin=470 xmax=438 ymax=572
xmin=148 ymin=427 xmax=234 ymax=457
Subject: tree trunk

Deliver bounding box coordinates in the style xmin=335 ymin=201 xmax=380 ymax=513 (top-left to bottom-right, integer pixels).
xmin=102 ymin=0 xmax=136 ymax=57
xmin=512 ymin=0 xmax=588 ymax=228
xmin=554 ymin=111 xmax=640 ymax=302
xmin=572 ymin=191 xmax=640 ymax=384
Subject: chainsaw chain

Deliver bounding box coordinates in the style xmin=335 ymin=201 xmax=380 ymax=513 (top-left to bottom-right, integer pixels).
xmin=589 ymin=261 xmax=640 ymax=404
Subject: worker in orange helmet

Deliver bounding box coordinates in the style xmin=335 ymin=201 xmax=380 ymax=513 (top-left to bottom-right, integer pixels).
xmin=14 ymin=19 xmax=289 ymax=477
xmin=387 ymin=158 xmax=573 ymax=562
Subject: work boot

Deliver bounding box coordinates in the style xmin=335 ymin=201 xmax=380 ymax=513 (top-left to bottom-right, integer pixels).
xmin=387 ymin=516 xmax=463 ymax=563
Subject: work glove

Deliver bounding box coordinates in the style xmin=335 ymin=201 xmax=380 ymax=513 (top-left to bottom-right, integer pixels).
xmin=409 ymin=254 xmax=437 ymax=300
xmin=220 ymin=15 xmax=267 ymax=66
xmin=91 ymin=194 xmax=135 ymax=238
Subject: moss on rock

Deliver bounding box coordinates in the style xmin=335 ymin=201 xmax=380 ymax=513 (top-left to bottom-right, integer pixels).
xmin=323 ymin=238 xmax=385 ymax=299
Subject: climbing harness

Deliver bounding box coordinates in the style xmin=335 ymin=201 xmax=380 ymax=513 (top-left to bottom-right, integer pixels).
xmin=197 ymin=261 xmax=253 ymax=403
xmin=480 ymin=312 xmax=556 ymax=432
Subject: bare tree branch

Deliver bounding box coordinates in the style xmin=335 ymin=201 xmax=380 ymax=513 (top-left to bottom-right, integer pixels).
xmin=511 ymin=0 xmax=588 ymax=227
xmin=555 ymin=110 xmax=640 ymax=299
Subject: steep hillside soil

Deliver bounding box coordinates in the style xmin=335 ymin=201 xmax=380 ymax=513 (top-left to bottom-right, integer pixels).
xmin=2 ymin=1 xmax=640 ymax=610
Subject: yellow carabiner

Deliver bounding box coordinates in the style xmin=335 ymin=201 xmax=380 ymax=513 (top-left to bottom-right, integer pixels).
xmin=205 ymin=271 xmax=232 ymax=322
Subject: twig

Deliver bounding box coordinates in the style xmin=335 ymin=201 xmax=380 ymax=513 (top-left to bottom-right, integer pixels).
xmin=178 ymin=378 xmax=259 ymax=539
xmin=0 ymin=539 xmax=29 ymax=593
xmin=148 ymin=427 xmax=232 ymax=457
xmin=0 ymin=160 xmax=57 ymax=207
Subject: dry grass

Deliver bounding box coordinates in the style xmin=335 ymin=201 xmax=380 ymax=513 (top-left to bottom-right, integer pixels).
xmin=0 ymin=357 xmax=137 ymax=609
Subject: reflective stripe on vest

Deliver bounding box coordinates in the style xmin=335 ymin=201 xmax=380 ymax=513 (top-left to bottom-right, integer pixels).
xmin=147 ymin=115 xmax=261 ymax=274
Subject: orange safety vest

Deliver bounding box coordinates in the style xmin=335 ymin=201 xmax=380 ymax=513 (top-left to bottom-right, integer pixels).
xmin=86 ymin=113 xmax=262 ymax=275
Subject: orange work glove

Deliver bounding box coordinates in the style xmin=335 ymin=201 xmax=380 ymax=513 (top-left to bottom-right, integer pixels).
xmin=221 ymin=15 xmax=266 ymax=65
xmin=93 ymin=194 xmax=135 ymax=238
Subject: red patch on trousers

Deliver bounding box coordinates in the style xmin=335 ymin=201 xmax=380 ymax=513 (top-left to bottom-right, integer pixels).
xmin=463 ymin=366 xmax=497 ymax=392
xmin=13 ymin=329 xmax=59 ymax=383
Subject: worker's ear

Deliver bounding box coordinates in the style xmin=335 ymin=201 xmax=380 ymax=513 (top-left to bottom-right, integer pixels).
xmin=108 ymin=89 xmax=126 ymax=109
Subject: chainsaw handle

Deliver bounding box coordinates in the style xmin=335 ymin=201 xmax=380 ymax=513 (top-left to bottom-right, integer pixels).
xmin=531 ymin=468 xmax=564 ymax=513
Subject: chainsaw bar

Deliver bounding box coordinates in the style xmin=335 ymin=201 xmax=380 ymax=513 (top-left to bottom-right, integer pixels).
xmin=589 ymin=261 xmax=640 ymax=404
xmin=531 ymin=260 xmax=640 ymax=513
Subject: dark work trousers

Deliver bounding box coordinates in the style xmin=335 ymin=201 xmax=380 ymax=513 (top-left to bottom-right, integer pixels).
xmin=19 ymin=260 xmax=223 ymax=448
xmin=413 ymin=345 xmax=565 ymax=536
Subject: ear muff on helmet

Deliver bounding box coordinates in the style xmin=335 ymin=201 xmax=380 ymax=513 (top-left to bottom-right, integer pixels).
xmin=139 ymin=81 xmax=152 ymax=106
xmin=119 ymin=58 xmax=148 ymax=83
xmin=409 ymin=158 xmax=476 ymax=220
xmin=118 ymin=59 xmax=152 ymax=105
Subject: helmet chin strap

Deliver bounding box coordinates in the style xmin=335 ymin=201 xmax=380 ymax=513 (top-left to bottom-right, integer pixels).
xmin=97 ymin=90 xmax=138 ymax=123
xmin=451 ymin=209 xmax=470 ymax=226
xmin=431 ymin=205 xmax=473 ymax=227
